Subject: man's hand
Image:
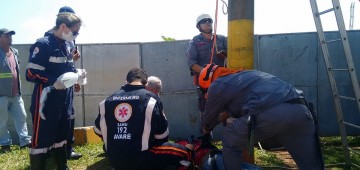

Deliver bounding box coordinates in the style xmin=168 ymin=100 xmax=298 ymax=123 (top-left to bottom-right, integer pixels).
xmin=72 ymin=50 xmax=81 ymax=61
xmin=218 ymin=111 xmax=230 ymax=122
xmin=216 ymin=50 xmax=227 ymax=59
xmin=53 ymin=80 xmax=66 ymax=90
xmin=202 ymin=127 xmax=211 ymax=135
xmin=74 ymin=83 xmax=81 ymax=92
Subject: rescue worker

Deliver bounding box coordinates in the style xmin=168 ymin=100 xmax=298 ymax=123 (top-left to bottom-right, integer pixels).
xmin=198 ymin=64 xmax=325 ymax=170
xmin=186 ymin=14 xmax=227 ymax=130
xmin=26 ymin=12 xmax=82 ymax=169
xmin=94 ymin=68 xmax=193 ymax=170
xmin=44 ymin=6 xmax=82 ymax=160
xmin=0 ymin=28 xmax=31 ymax=152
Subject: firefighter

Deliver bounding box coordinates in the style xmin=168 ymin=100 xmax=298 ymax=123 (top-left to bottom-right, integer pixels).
xmin=26 ymin=12 xmax=82 ymax=169
xmin=199 ymin=64 xmax=325 ymax=170
xmin=186 ymin=14 xmax=227 ymax=131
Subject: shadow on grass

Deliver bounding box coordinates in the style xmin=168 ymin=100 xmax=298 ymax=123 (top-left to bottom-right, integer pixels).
xmin=86 ymin=153 xmax=113 ymax=170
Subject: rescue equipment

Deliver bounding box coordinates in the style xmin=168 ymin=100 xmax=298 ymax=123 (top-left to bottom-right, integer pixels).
xmin=198 ymin=64 xmax=243 ymax=90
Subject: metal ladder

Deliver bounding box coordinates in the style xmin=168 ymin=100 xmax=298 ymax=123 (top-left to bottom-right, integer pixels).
xmin=309 ymin=0 xmax=360 ymax=168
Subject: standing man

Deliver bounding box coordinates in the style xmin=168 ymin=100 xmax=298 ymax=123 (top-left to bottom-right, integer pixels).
xmin=198 ymin=64 xmax=325 ymax=170
xmin=0 ymin=28 xmax=31 ymax=153
xmin=186 ymin=14 xmax=227 ymax=129
xmin=44 ymin=6 xmax=82 ymax=160
xmin=26 ymin=12 xmax=82 ymax=169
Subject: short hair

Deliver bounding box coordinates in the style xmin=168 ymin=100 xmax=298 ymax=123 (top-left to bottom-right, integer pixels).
xmin=126 ymin=68 xmax=148 ymax=85
xmin=146 ymin=76 xmax=162 ymax=94
xmin=55 ymin=13 xmax=82 ymax=29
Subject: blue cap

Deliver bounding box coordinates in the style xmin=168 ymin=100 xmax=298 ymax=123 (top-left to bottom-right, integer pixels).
xmin=58 ymin=6 xmax=75 ymax=14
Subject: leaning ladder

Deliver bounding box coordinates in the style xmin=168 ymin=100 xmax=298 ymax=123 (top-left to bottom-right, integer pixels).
xmin=309 ymin=0 xmax=360 ymax=168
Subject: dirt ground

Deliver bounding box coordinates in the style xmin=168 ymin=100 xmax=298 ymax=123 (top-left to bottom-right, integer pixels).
xmin=271 ymin=149 xmax=298 ymax=168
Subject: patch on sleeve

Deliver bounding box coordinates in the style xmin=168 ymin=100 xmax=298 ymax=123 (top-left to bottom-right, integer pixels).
xmin=31 ymin=47 xmax=40 ymax=58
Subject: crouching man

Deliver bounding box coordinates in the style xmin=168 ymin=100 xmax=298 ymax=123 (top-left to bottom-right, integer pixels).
xmin=94 ymin=68 xmax=192 ymax=170
xmin=199 ymin=64 xmax=325 ymax=170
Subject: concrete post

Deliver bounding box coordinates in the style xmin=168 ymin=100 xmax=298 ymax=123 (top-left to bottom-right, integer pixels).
xmin=227 ymin=0 xmax=254 ymax=70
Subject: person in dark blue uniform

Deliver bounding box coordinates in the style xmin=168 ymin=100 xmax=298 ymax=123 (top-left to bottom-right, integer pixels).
xmin=44 ymin=6 xmax=82 ymax=160
xmin=198 ymin=64 xmax=324 ymax=170
xmin=26 ymin=11 xmax=82 ymax=170
xmin=94 ymin=68 xmax=193 ymax=170
xmin=186 ymin=14 xmax=227 ymax=131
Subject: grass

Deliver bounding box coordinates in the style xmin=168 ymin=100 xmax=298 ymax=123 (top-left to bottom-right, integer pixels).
xmin=0 ymin=137 xmax=359 ymax=170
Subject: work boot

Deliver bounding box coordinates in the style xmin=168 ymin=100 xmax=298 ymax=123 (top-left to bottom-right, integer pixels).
xmin=0 ymin=145 xmax=11 ymax=153
xmin=67 ymin=151 xmax=82 ymax=160
xmin=52 ymin=146 xmax=68 ymax=170
xmin=30 ymin=153 xmax=47 ymax=170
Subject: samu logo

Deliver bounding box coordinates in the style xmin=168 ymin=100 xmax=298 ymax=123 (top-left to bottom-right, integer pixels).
xmin=114 ymin=103 xmax=132 ymax=122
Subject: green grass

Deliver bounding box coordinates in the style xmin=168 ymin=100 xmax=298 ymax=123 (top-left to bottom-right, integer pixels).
xmin=0 ymin=137 xmax=359 ymax=170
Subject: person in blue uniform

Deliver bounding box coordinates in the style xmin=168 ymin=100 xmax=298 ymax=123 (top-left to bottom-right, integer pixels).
xmin=26 ymin=12 xmax=82 ymax=170
xmin=198 ymin=64 xmax=325 ymax=170
xmin=94 ymin=68 xmax=193 ymax=170
xmin=44 ymin=6 xmax=82 ymax=160
xmin=186 ymin=14 xmax=227 ymax=130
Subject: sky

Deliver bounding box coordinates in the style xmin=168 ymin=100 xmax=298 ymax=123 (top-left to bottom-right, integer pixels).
xmin=1 ymin=0 xmax=360 ymax=44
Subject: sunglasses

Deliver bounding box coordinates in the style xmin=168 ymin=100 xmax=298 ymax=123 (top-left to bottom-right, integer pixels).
xmin=66 ymin=25 xmax=80 ymax=36
xmin=199 ymin=18 xmax=213 ymax=25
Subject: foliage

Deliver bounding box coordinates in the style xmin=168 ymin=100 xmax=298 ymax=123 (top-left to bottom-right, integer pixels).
xmin=161 ymin=35 xmax=176 ymax=41
xmin=0 ymin=136 xmax=359 ymax=170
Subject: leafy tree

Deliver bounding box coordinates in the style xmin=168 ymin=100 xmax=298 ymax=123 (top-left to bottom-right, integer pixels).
xmin=161 ymin=35 xmax=175 ymax=41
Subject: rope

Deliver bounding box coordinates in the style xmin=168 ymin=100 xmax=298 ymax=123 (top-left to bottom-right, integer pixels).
xmin=210 ymin=0 xmax=220 ymax=64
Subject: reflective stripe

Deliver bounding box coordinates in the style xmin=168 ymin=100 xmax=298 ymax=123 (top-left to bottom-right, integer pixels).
xmin=29 ymin=140 xmax=67 ymax=155
xmin=0 ymin=73 xmax=12 ymax=78
xmin=26 ymin=62 xmax=45 ymax=70
xmin=141 ymin=97 xmax=156 ymax=151
xmin=49 ymin=56 xmax=72 ymax=63
xmin=93 ymin=126 xmax=102 ymax=136
xmin=70 ymin=114 xmax=75 ymax=119
xmin=99 ymin=100 xmax=107 ymax=150
xmin=154 ymin=127 xmax=169 ymax=139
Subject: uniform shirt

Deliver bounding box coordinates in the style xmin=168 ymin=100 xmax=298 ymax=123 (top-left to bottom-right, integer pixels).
xmin=202 ymin=70 xmax=304 ymax=131
xmin=186 ymin=34 xmax=227 ymax=83
xmin=26 ymin=33 xmax=76 ymax=86
xmin=94 ymin=84 xmax=169 ymax=164
xmin=26 ymin=33 xmax=76 ymax=113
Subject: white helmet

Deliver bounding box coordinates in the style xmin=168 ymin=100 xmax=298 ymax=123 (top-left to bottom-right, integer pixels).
xmin=196 ymin=14 xmax=212 ymax=28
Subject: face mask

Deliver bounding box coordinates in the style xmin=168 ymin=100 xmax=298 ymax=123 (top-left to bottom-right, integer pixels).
xmin=62 ymin=31 xmax=76 ymax=42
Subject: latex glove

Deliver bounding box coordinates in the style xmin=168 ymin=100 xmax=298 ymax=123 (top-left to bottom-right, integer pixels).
xmin=77 ymin=69 xmax=87 ymax=85
xmin=53 ymin=80 xmax=66 ymax=90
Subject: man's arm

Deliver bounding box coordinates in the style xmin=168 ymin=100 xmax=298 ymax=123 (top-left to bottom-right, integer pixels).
xmin=186 ymin=39 xmax=201 ymax=73
xmin=94 ymin=99 xmax=106 ymax=138
xmin=25 ymin=42 xmax=57 ymax=86
xmin=152 ymin=100 xmax=169 ymax=145
xmin=201 ymin=83 xmax=227 ymax=134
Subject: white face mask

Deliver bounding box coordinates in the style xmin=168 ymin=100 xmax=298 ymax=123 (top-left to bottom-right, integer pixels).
xmin=62 ymin=31 xmax=77 ymax=42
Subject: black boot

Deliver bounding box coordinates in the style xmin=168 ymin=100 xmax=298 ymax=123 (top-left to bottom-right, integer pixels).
xmin=30 ymin=153 xmax=47 ymax=170
xmin=52 ymin=146 xmax=69 ymax=170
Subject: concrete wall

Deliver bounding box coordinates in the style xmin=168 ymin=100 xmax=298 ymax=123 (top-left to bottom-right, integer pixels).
xmin=6 ymin=31 xmax=360 ymax=144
